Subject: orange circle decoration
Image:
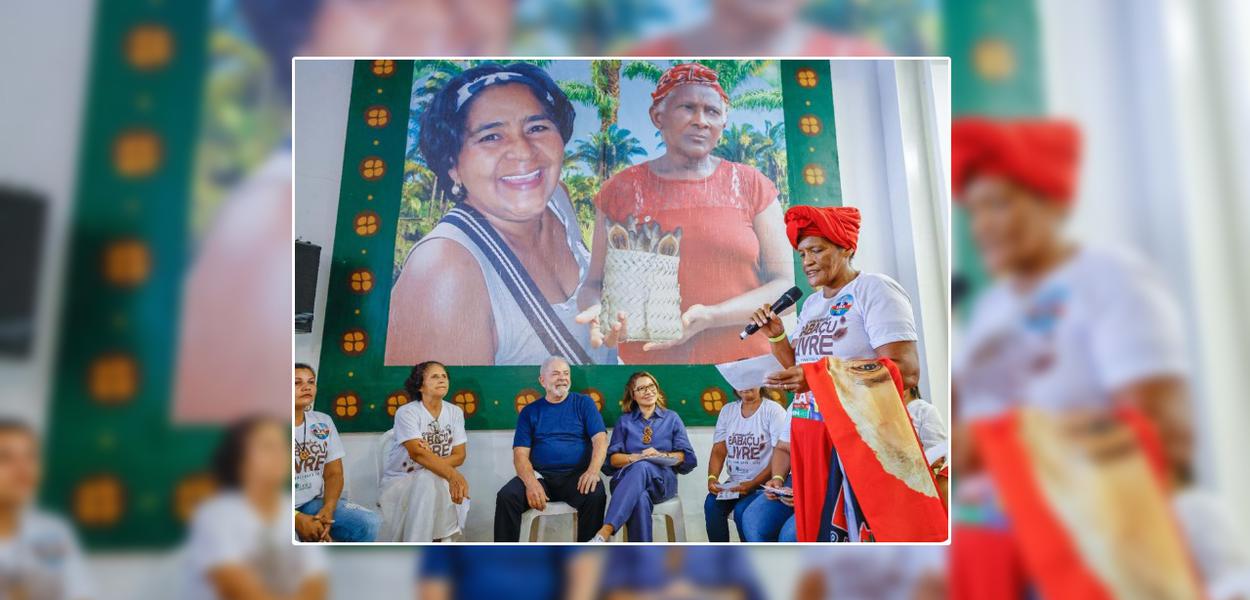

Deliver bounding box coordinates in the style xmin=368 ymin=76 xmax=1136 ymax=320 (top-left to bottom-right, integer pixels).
xmin=799 ymin=115 xmax=822 ymax=136
xmin=365 ymin=106 xmax=391 ymax=128
xmin=386 ymin=391 xmax=410 ymax=417
xmin=354 ymin=211 xmax=380 ymax=236
xmin=763 ymin=387 xmax=787 ymax=406
xmin=973 ymin=38 xmax=1015 ymax=81
xmin=102 ymin=239 xmax=151 ymax=287
xmin=73 ymin=475 xmax=124 ymax=527
xmin=88 ymin=353 xmax=139 ymax=404
xmin=125 ymin=24 xmax=173 ymax=70
xmin=582 ymin=388 xmax=604 ymax=412
xmin=340 ymin=330 xmax=368 ymax=356
xmin=802 ymin=164 xmax=827 ymax=186
xmin=372 ymin=59 xmax=396 ymax=77
xmin=173 ymin=473 xmax=216 ymax=523
xmin=334 ymin=392 xmax=361 ymax=418
xmin=700 ymin=387 xmax=729 ymax=415
xmin=113 ymin=130 xmax=162 ymax=178
xmin=514 ymin=388 xmax=541 ymax=413
xmin=348 ymin=269 xmax=374 ymax=294
xmin=452 ymin=390 xmax=479 ymax=417
xmin=360 ymin=157 xmax=385 ymax=180
xmin=796 ymin=68 xmax=819 ymax=88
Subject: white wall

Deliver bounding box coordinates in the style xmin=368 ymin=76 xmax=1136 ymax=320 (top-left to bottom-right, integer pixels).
xmin=293 ymin=59 xmax=355 ymax=367
xmin=828 ymin=59 xmax=951 ymax=421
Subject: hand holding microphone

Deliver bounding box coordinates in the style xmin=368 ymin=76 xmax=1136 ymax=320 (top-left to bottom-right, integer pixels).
xmin=741 ymin=286 xmax=803 ymax=340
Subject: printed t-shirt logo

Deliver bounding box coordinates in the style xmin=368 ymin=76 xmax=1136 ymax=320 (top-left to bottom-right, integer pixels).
xmin=830 ymin=294 xmax=854 ymax=317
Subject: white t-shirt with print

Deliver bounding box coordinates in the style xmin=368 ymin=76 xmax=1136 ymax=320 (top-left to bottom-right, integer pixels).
xmin=953 ymin=245 xmax=1187 ymax=419
xmin=382 ymin=401 xmax=467 ymax=485
xmin=0 ymin=510 xmax=92 ymax=600
xmin=781 ymin=272 xmax=919 ymax=442
xmin=292 ymin=410 xmax=345 ymax=508
xmin=183 ymin=492 xmax=326 ymax=600
xmin=713 ymin=399 xmax=790 ymax=487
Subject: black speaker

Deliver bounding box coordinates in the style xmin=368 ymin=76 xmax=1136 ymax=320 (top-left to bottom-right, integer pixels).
xmin=0 ymin=185 xmax=47 ymax=358
xmin=295 ymin=240 xmax=321 ymax=333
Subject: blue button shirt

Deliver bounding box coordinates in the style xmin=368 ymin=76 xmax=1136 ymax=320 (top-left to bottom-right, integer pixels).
xmin=598 ymin=547 xmax=764 ymax=600
xmin=605 ymin=406 xmax=697 ymax=476
xmin=419 ymin=547 xmax=580 ymax=600
xmin=513 ymin=392 xmax=606 ymax=472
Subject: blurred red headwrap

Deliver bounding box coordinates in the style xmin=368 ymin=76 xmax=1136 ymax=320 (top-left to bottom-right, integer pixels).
xmin=784 ymin=205 xmax=861 ymax=251
xmin=650 ymin=63 xmax=730 ymax=109
xmin=952 ymin=118 xmax=1082 ymax=203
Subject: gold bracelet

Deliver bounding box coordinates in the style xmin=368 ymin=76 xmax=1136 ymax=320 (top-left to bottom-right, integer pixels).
xmin=770 ymin=475 xmax=785 ymax=483
xmin=767 ymin=331 xmax=787 ymax=343
xmin=708 ymin=474 xmax=719 ymax=481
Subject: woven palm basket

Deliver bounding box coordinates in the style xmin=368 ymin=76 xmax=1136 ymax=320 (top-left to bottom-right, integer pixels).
xmin=599 ymin=248 xmax=682 ymax=342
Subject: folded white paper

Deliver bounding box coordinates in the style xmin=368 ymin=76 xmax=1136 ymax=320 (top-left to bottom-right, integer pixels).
xmin=715 ymin=354 xmax=785 ymax=392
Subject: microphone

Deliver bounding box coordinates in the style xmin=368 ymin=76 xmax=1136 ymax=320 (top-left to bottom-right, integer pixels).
xmin=740 ymin=286 xmax=803 ymax=339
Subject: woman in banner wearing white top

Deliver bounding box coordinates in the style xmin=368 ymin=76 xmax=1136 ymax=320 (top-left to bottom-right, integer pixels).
xmin=379 ymin=361 xmax=470 ymax=542
xmin=386 ymin=62 xmax=621 ymax=367
xmin=703 ymin=385 xmax=789 ymax=542
xmin=750 ymin=205 xmax=946 ymax=542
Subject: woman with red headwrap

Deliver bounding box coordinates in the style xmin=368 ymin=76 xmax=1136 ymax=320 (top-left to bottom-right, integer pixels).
xmin=743 ymin=204 xmax=946 ymax=542
xmin=575 ymin=63 xmax=795 ymax=365
xmin=948 ymin=119 xmax=1230 ymax=598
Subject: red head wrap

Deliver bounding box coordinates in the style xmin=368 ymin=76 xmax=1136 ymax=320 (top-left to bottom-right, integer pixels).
xmin=784 ymin=205 xmax=861 ymax=251
xmin=650 ymin=63 xmax=731 ymax=109
xmin=952 ymin=118 xmax=1082 ymax=203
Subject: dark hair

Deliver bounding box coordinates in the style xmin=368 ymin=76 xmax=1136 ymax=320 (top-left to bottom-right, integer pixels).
xmin=620 ymin=371 xmax=666 ymax=414
xmin=238 ymin=0 xmax=324 ymax=98
xmin=294 ymin=363 xmax=315 ymax=376
xmin=211 ymin=416 xmax=282 ymax=489
xmin=419 ymin=62 xmax=575 ymax=201
xmin=404 ymin=361 xmax=447 ymax=401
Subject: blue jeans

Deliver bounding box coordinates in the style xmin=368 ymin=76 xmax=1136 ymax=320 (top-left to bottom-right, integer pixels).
xmin=703 ymin=489 xmax=765 ymax=542
xmin=297 ymin=497 xmax=381 ymax=542
xmin=778 ymin=515 xmax=798 ymax=542
xmin=738 ymin=482 xmax=795 ymax=542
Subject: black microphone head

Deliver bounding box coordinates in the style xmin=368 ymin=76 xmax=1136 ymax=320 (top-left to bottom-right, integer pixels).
xmin=772 ymin=286 xmax=804 ymax=312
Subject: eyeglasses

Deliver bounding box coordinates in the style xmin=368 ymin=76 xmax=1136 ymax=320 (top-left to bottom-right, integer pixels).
xmin=633 ymin=383 xmax=658 ymax=394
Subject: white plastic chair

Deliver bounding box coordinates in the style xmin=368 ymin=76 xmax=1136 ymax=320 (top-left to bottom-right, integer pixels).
xmin=375 ymin=429 xmax=395 ymax=509
xmin=519 ymin=502 xmax=579 ymax=542
xmin=611 ymin=496 xmax=687 ymax=542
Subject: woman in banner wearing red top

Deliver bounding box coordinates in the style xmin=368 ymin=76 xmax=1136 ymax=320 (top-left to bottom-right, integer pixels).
xmin=750 ymin=205 xmax=947 ymax=542
xmin=575 ymin=63 xmax=795 ymax=365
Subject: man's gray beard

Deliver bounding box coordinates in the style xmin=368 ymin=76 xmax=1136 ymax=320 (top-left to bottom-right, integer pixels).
xmin=550 ymin=385 xmax=570 ymax=399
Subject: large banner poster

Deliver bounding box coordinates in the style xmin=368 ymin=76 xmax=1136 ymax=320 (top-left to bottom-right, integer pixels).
xmin=315 ymin=59 xmax=846 ymax=432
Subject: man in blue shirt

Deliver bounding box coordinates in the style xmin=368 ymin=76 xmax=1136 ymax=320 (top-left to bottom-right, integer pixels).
xmin=494 ymin=356 xmax=608 ymax=542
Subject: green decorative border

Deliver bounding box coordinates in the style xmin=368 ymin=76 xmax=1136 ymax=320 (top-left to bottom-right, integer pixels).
xmin=946 ymin=0 xmax=1046 ymax=302
xmin=41 ymin=1 xmax=213 ymax=548
xmin=314 ymin=60 xmax=844 ymax=433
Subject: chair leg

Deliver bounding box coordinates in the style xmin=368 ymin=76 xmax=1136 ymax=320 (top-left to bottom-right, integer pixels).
xmin=529 ymin=517 xmax=540 ymax=543
xmin=666 ymin=515 xmax=676 ymax=541
xmin=572 ymin=510 xmax=579 ymax=542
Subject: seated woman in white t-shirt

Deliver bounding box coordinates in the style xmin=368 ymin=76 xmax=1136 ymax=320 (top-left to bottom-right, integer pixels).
xmin=293 ymin=363 xmax=380 ymax=541
xmin=379 ymin=361 xmax=469 ymax=542
xmin=703 ymin=386 xmax=788 ymax=542
xmin=0 ymin=419 xmax=93 ymax=600
xmin=185 ymin=417 xmax=326 ymax=600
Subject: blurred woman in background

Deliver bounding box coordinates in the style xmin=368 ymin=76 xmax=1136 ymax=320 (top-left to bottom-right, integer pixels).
xmin=185 ymin=417 xmax=325 ymax=600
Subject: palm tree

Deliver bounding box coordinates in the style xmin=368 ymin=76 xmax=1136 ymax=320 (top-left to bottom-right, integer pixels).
xmin=560 ymin=59 xmax=622 ymax=135
xmin=573 ymin=124 xmax=647 ymax=180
